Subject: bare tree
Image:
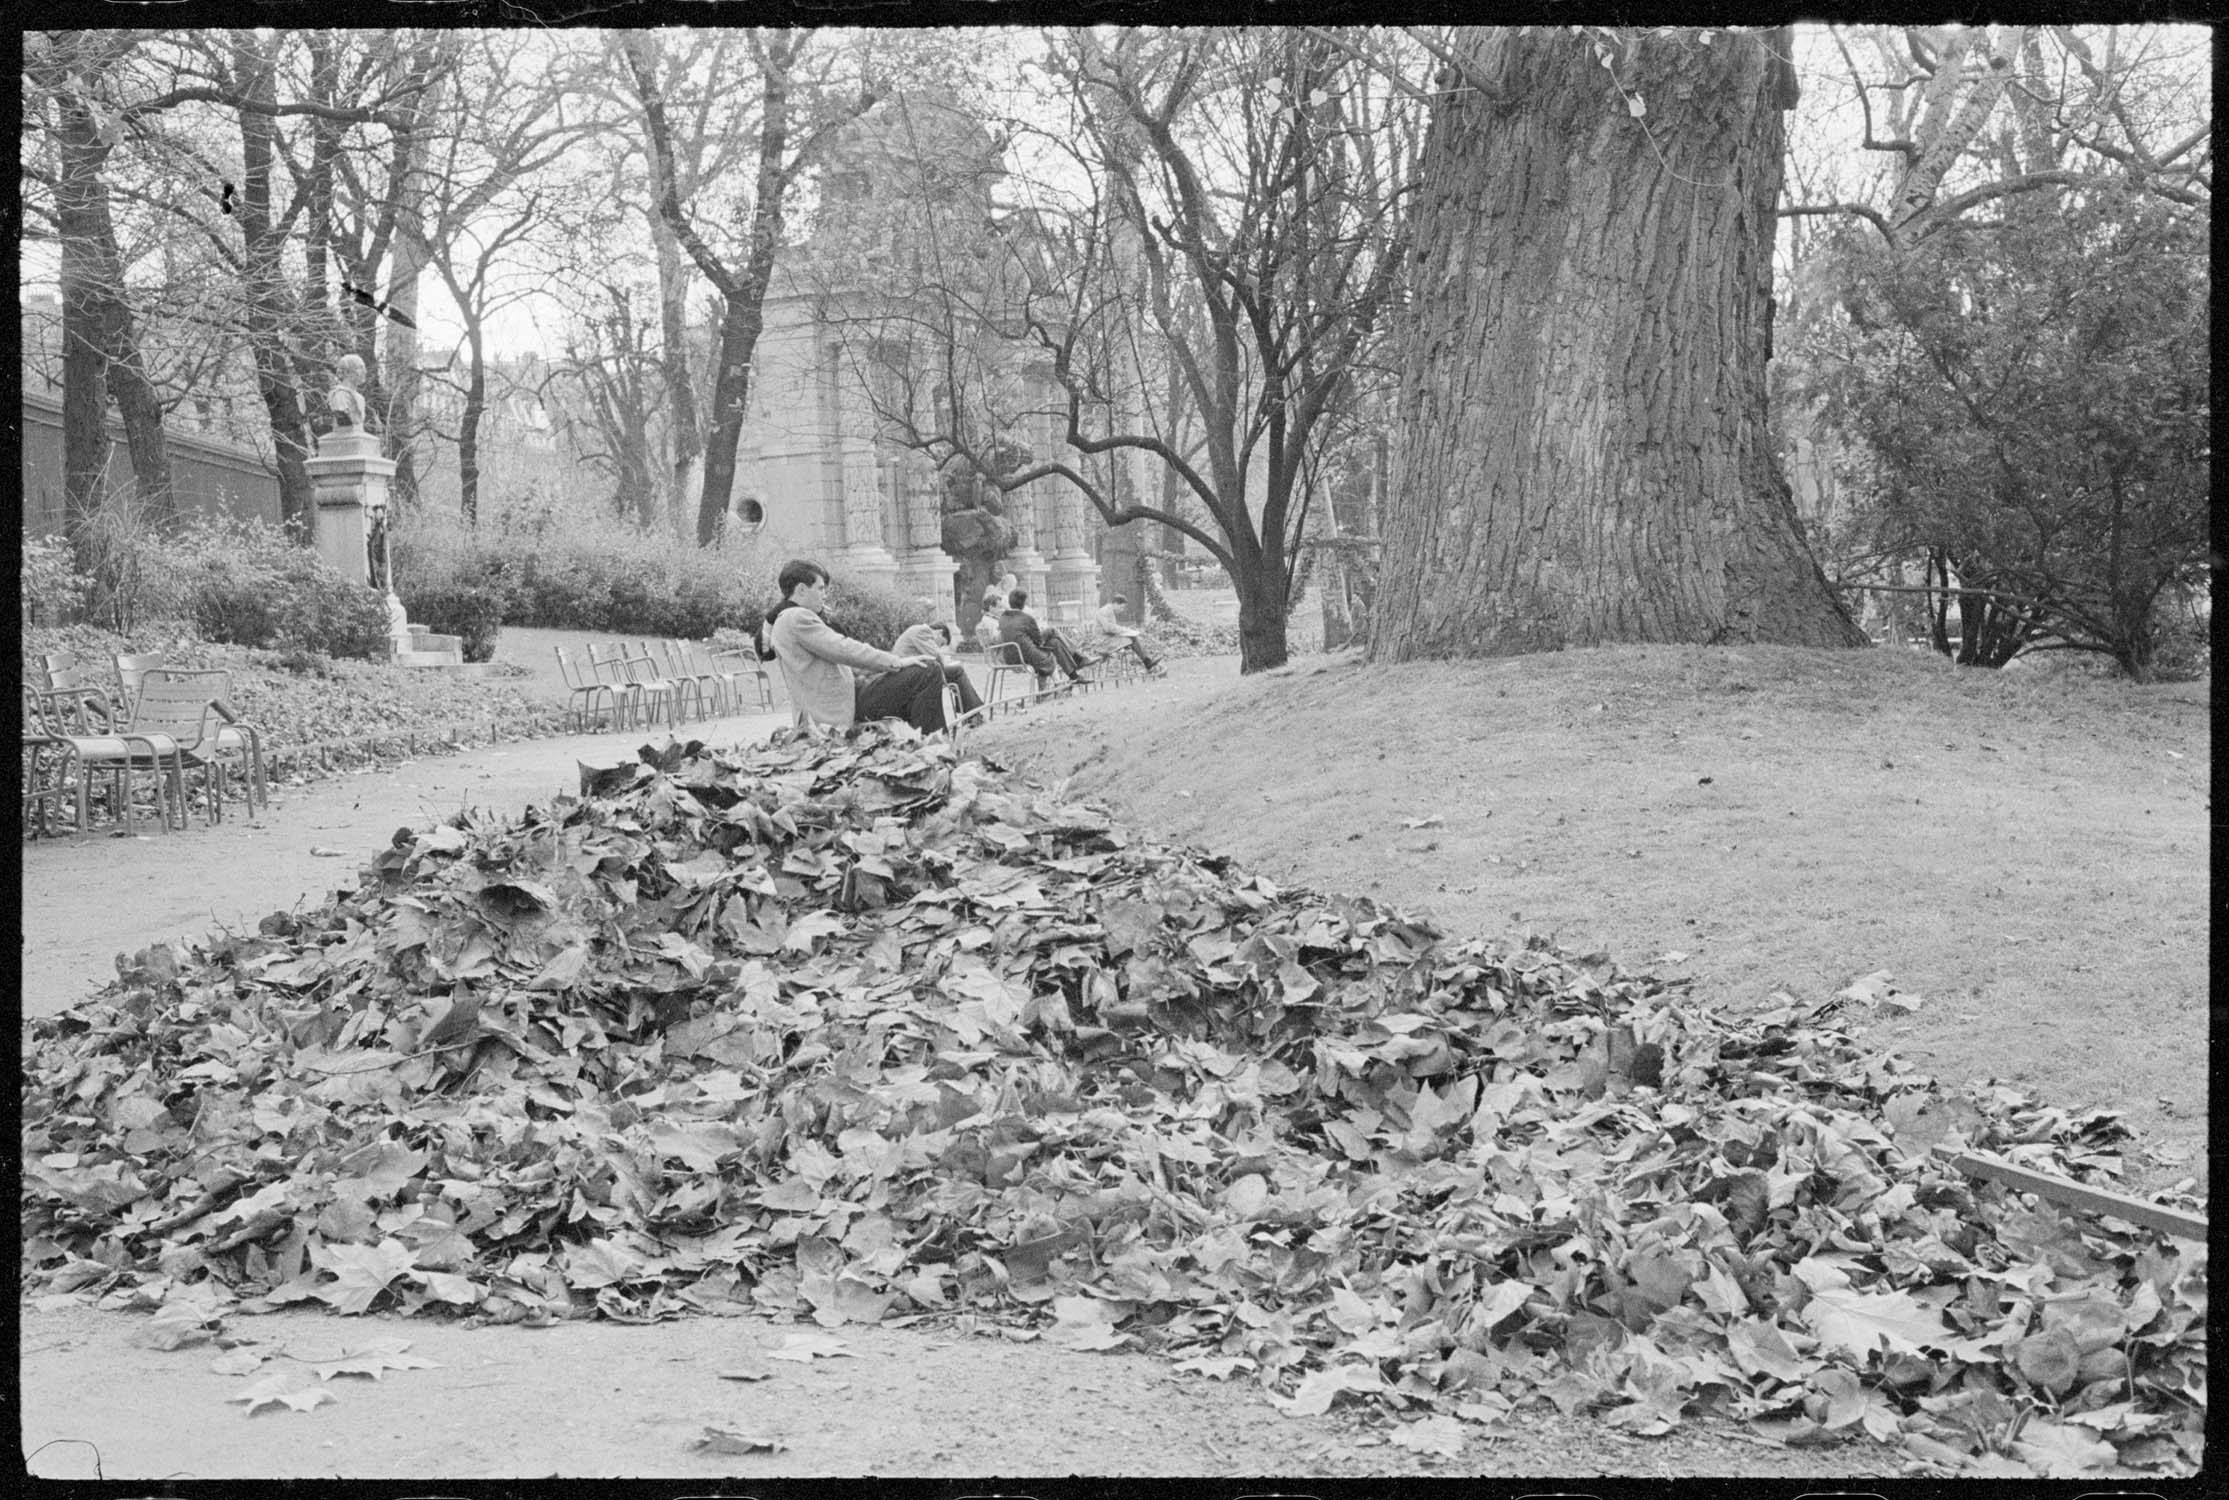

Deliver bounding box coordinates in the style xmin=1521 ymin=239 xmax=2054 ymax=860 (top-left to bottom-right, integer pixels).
xmin=619 ymin=27 xmax=886 ymax=546
xmin=1783 ymin=24 xmax=2211 ymax=249
xmin=830 ymin=28 xmax=1419 ymax=672
xmin=587 ymin=30 xmax=761 ymax=539
xmin=545 ymin=281 xmax=670 ymax=526
xmin=24 ymin=31 xmax=181 ymax=559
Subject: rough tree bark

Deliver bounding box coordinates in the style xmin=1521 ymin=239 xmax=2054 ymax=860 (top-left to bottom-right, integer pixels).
xmin=231 ymin=34 xmax=316 ymax=540
xmin=1372 ymin=27 xmax=1866 ymax=660
xmin=651 ymin=196 xmax=704 ymax=542
xmin=33 ymin=37 xmax=178 ymax=555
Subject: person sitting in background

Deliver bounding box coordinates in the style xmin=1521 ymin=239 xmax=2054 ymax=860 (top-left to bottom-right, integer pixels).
xmin=892 ymin=611 xmax=988 ymax=720
xmin=1092 ymin=594 xmax=1166 ymax=676
xmin=998 ymin=588 xmax=1091 ymax=689
xmin=763 ymin=560 xmax=962 ymax=733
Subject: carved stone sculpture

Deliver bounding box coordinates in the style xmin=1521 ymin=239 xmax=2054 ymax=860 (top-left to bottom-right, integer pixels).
xmin=328 ymin=353 xmax=371 ymax=431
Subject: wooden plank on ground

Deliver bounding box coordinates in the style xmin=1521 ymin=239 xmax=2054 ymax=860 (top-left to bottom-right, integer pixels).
xmin=1951 ymin=1151 xmax=2207 ymax=1241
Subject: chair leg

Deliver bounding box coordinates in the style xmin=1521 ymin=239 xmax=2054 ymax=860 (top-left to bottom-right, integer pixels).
xmin=161 ymin=753 xmax=188 ymax=832
xmin=244 ymin=732 xmax=267 ymax=815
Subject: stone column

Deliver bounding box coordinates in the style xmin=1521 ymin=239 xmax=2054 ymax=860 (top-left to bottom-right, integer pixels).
xmin=826 ymin=344 xmax=900 ymax=588
xmin=892 ymin=453 xmax=956 ymax=618
xmin=1045 ymin=479 xmax=1101 ymax=623
xmin=1003 ymin=478 xmax=1050 ymax=605
xmin=305 ymin=426 xmax=394 ymax=589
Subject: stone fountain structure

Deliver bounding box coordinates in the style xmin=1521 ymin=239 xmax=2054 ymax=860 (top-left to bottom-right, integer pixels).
xmin=308 ymin=355 xmax=462 ymax=667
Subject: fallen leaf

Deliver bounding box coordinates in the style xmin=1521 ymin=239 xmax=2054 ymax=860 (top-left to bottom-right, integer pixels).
xmin=2010 ymin=1329 xmax=2082 ymax=1396
xmin=1726 ymin=1318 xmax=1810 ymax=1384
xmin=764 ymin=1333 xmax=852 ymax=1363
xmin=1801 ymin=1279 xmax=1950 ymax=1360
xmin=311 ymin=1340 xmax=442 ymax=1381
xmin=308 ymin=1239 xmax=418 ymax=1315
xmin=2012 ymin=1420 xmax=2117 ymax=1475
xmin=229 ymin=1373 xmax=338 ymax=1416
xmin=692 ymin=1425 xmax=786 ymax=1455
xmin=209 ymin=1346 xmax=268 ymax=1376
xmin=131 ymin=1301 xmax=216 ymax=1351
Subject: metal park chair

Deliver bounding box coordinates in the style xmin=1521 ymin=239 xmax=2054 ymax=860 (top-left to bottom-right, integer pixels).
xmin=983 ymin=641 xmax=1038 ymax=706
xmin=112 ymin=651 xmax=170 ymax=717
xmin=126 ymin=669 xmax=266 ymax=825
xmin=20 ymin=681 xmax=182 ymax=836
xmin=587 ymin=642 xmax=682 ymax=726
xmin=651 ymin=640 xmax=725 ymax=718
xmin=553 ymin=646 xmax=633 ymax=731
xmin=692 ymin=640 xmax=775 ymax=713
xmin=621 ymin=642 xmax=706 ymax=722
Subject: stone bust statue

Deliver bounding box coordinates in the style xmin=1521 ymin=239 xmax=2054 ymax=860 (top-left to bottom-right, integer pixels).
xmin=328 ymin=353 xmax=372 ymax=431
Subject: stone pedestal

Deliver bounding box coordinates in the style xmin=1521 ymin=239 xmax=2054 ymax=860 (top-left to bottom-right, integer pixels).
xmin=1047 ymin=553 xmax=1102 ymax=623
xmin=305 ymin=428 xmax=395 ymax=588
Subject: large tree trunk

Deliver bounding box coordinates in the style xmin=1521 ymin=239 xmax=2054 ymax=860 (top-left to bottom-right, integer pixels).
xmin=48 ymin=74 xmax=176 ymax=546
xmin=58 ymin=260 xmax=113 ymax=578
xmin=1372 ymin=27 xmax=1865 ymax=660
xmin=1232 ymin=553 xmax=1292 ymax=673
xmin=652 ymin=212 xmax=703 ymax=542
xmin=696 ymin=307 xmax=757 ymax=545
xmin=234 ymin=35 xmax=315 ymax=539
xmin=458 ymin=326 xmax=487 ymax=526
xmin=382 ymin=236 xmax=429 ymax=510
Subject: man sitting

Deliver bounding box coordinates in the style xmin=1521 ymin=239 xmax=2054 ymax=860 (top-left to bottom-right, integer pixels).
xmin=1092 ymin=594 xmax=1166 ymax=676
xmin=763 ymin=560 xmax=965 ymax=733
xmin=997 ymin=588 xmax=1091 ymax=690
xmin=892 ymin=609 xmax=988 ymax=721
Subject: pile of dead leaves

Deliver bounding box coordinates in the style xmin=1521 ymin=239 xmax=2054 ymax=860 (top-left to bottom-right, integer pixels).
xmin=20 ymin=728 xmax=2206 ymax=1476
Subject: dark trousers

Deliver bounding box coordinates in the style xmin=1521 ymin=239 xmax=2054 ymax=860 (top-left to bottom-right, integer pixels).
xmin=1113 ymin=634 xmax=1159 ymax=670
xmin=1042 ymin=629 xmax=1087 ymax=680
xmin=855 ymin=662 xmax=981 ymax=733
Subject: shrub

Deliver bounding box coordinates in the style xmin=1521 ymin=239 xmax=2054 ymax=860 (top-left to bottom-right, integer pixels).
xmin=167 ymin=515 xmax=391 ymax=660
xmin=822 ymin=574 xmax=923 ymax=650
xmin=22 ymin=534 xmax=92 ymax=627
xmin=70 ymin=488 xmax=192 ymax=633
xmin=2150 ymin=589 xmax=2210 ymax=683
xmin=396 ymin=499 xmax=778 ymax=639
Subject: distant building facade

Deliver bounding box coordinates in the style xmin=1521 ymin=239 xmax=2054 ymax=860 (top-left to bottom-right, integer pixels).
xmin=721 ymin=97 xmax=1118 ymax=626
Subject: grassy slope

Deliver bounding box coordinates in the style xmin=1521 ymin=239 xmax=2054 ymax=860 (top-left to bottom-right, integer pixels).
xmin=984 ymin=643 xmax=2210 ymax=1187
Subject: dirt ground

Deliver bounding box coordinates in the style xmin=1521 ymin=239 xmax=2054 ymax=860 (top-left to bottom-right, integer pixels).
xmin=16 ymin=632 xmax=2208 ymax=1484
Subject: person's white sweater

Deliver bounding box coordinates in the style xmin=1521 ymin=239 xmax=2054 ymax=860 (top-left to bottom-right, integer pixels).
xmin=769 ymin=605 xmax=908 ymax=727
